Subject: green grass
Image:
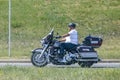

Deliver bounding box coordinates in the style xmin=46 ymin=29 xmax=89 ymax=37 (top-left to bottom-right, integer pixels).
xmin=0 ymin=0 xmax=120 ymax=58
xmin=97 ymin=37 xmax=120 ymax=59
xmin=0 ymin=66 xmax=120 ymax=80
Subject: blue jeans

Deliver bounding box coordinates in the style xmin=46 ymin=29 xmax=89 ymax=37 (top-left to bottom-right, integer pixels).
xmin=59 ymin=42 xmax=77 ymax=58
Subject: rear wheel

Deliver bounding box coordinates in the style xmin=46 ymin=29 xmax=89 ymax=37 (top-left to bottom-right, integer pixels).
xmin=78 ymin=61 xmax=94 ymax=68
xmin=31 ymin=49 xmax=48 ymax=67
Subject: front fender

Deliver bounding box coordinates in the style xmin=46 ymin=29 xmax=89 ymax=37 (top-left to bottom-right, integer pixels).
xmin=31 ymin=48 xmax=43 ymax=54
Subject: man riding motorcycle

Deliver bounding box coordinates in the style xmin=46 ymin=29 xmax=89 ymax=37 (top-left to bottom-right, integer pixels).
xmin=31 ymin=23 xmax=103 ymax=67
xmin=56 ymin=23 xmax=79 ymax=61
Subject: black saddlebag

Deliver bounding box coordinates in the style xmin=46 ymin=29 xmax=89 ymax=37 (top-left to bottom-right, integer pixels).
xmin=83 ymin=35 xmax=103 ymax=48
xmin=77 ymin=46 xmax=98 ymax=59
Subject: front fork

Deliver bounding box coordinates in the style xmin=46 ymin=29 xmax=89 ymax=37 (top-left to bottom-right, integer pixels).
xmin=36 ymin=44 xmax=49 ymax=58
xmin=32 ymin=44 xmax=49 ymax=57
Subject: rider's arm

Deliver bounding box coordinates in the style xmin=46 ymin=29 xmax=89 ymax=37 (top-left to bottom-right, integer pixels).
xmin=62 ymin=33 xmax=69 ymax=38
xmin=59 ymin=38 xmax=66 ymax=42
xmin=59 ymin=33 xmax=69 ymax=42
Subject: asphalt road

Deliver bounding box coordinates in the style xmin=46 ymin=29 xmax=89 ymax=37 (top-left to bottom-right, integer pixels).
xmin=0 ymin=59 xmax=120 ymax=68
xmin=0 ymin=62 xmax=120 ymax=68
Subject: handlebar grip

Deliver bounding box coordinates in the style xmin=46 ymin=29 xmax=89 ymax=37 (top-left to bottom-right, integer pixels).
xmin=55 ymin=36 xmax=62 ymax=39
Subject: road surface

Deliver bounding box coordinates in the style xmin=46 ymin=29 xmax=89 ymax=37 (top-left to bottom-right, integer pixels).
xmin=0 ymin=62 xmax=120 ymax=68
xmin=0 ymin=59 xmax=120 ymax=68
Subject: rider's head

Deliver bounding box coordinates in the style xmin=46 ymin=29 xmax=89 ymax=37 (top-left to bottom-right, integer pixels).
xmin=68 ymin=23 xmax=76 ymax=29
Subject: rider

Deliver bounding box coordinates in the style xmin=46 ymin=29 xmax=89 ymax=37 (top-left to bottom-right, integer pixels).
xmin=59 ymin=23 xmax=78 ymax=60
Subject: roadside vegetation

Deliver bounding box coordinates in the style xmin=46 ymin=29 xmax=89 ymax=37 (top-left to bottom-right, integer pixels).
xmin=0 ymin=66 xmax=120 ymax=80
xmin=0 ymin=0 xmax=120 ymax=58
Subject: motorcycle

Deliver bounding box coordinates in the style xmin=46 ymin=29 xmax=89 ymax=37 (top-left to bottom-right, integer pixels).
xmin=31 ymin=29 xmax=103 ymax=67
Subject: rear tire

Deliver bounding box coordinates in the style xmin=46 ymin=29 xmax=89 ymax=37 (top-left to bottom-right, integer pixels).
xmin=78 ymin=62 xmax=94 ymax=68
xmin=31 ymin=49 xmax=48 ymax=67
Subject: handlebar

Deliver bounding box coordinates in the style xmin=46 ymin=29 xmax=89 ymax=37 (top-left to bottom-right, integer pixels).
xmin=54 ymin=36 xmax=62 ymax=39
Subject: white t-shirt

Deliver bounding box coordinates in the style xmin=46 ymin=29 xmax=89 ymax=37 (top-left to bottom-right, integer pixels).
xmin=65 ymin=29 xmax=78 ymax=45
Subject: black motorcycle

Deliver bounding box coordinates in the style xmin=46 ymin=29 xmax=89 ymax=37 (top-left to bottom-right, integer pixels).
xmin=31 ymin=29 xmax=103 ymax=67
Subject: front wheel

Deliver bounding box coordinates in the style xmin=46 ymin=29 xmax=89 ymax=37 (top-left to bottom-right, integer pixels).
xmin=31 ymin=49 xmax=48 ymax=67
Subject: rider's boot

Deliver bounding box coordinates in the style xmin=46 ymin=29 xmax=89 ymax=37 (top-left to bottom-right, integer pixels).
xmin=58 ymin=53 xmax=66 ymax=62
xmin=58 ymin=53 xmax=64 ymax=62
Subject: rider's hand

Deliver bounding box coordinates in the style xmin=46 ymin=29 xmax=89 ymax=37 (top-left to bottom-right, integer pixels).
xmin=56 ymin=36 xmax=62 ymax=39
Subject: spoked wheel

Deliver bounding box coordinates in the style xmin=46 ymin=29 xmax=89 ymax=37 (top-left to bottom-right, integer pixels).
xmin=78 ymin=61 xmax=94 ymax=68
xmin=31 ymin=49 xmax=48 ymax=67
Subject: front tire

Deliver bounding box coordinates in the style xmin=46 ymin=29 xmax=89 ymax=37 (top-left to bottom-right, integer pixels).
xmin=31 ymin=49 xmax=48 ymax=67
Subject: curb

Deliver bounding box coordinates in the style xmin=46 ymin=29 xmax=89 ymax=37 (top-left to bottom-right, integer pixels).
xmin=100 ymin=59 xmax=120 ymax=63
xmin=0 ymin=59 xmax=31 ymax=63
xmin=0 ymin=59 xmax=120 ymax=63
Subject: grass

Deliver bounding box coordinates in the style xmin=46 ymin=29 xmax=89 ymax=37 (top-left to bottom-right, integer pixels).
xmin=97 ymin=37 xmax=120 ymax=59
xmin=0 ymin=0 xmax=120 ymax=58
xmin=0 ymin=66 xmax=120 ymax=80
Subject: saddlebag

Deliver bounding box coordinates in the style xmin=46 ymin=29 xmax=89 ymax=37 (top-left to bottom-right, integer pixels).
xmin=83 ymin=35 xmax=103 ymax=48
xmin=77 ymin=46 xmax=98 ymax=59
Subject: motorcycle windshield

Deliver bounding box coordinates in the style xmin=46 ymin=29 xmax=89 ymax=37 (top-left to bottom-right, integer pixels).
xmin=42 ymin=29 xmax=54 ymax=44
